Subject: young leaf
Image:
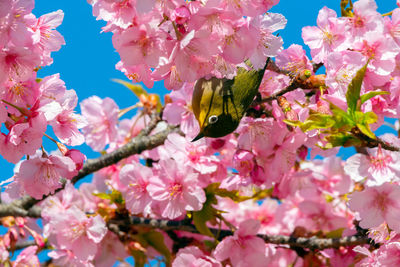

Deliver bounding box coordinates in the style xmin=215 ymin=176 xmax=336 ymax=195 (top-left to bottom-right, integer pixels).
xmin=193 ymin=193 xmax=218 ymax=238
xmin=360 ymin=91 xmax=389 ymax=105
xmin=142 ymin=231 xmax=172 ymax=265
xmin=346 ymin=62 xmax=368 ymax=114
xmin=112 ymin=79 xmax=148 ymax=98
xmin=325 ymin=133 xmax=362 ymax=147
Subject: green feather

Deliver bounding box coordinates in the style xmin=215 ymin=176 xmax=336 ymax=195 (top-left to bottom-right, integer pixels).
xmin=192 ymin=59 xmax=269 ymax=141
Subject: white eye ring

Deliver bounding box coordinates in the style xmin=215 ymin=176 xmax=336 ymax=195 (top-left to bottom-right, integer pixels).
xmin=209 ymin=115 xmax=218 ymax=124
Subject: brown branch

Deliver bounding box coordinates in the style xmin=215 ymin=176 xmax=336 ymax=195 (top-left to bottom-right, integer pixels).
xmin=352 ymin=128 xmax=400 ymax=152
xmin=108 ymin=215 xmax=371 ymax=250
xmin=0 ymin=121 xmax=179 ymax=218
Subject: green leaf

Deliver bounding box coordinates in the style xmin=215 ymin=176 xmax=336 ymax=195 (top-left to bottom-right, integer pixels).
xmin=92 ymin=192 xmax=112 ymax=200
xmin=283 ymin=119 xmax=303 ymax=128
xmin=112 ymin=79 xmax=148 ymax=98
xmin=193 ymin=202 xmax=216 ymax=238
xmin=193 ymin=186 xmax=219 ymax=238
xmin=130 ymin=250 xmax=146 ymax=267
xmin=153 ymin=94 xmax=163 ymax=113
xmin=353 ymin=111 xmax=377 ymax=139
xmin=360 ymin=91 xmax=389 ymax=105
xmin=142 ymin=231 xmax=172 ymax=265
xmin=93 ymin=190 xmax=124 ymax=205
xmin=300 ymin=114 xmax=336 ymax=132
xmin=340 ymin=0 xmax=353 ymax=17
xmin=325 ymin=133 xmax=361 ymax=148
xmin=363 ymin=111 xmax=378 ymax=124
xmin=356 ymin=123 xmax=375 ymax=139
xmin=346 ymin=62 xmax=368 ymax=114
xmin=326 ymin=228 xmax=345 ymax=238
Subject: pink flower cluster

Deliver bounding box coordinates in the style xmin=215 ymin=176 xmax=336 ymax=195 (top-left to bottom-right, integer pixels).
xmin=0 ymin=1 xmax=87 ymax=200
xmin=89 ymin=0 xmax=284 ymax=89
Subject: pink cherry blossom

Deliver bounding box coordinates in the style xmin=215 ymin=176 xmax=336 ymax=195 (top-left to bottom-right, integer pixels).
xmin=0 ymin=113 xmax=47 ymax=164
xmin=147 ymin=158 xmax=206 ymax=219
xmin=325 ymin=50 xmax=366 ymax=98
xmin=161 ymin=133 xmax=219 ymax=174
xmin=48 ymin=249 xmax=94 ymax=267
xmin=14 ymin=152 xmax=77 ymax=199
xmin=302 ymin=7 xmax=348 ymax=63
xmin=296 ymin=200 xmax=350 ymax=232
xmin=248 ymin=13 xmax=286 ymax=69
xmin=222 ymin=19 xmax=259 ymax=65
xmin=0 ymin=0 xmax=34 ymax=48
xmin=348 ymin=183 xmax=400 ymax=231
xmin=346 ymin=0 xmax=384 ymax=40
xmin=221 ymin=0 xmax=279 ymax=17
xmin=344 ymin=146 xmax=400 ymax=186
xmin=41 ymin=182 xmax=85 ymax=221
xmin=31 ymin=9 xmax=65 ymax=66
xmin=49 ymin=90 xmax=87 ymax=146
xmin=112 ymin=25 xmax=166 ymax=68
xmin=162 ymin=83 xmax=199 ymax=138
xmin=354 ymin=31 xmax=400 ymax=87
xmin=376 ymin=242 xmax=400 ymax=265
xmin=258 ymin=69 xmax=291 ymax=98
xmin=0 ymin=46 xmax=40 ymax=84
xmin=119 ymin=161 xmax=154 ymax=216
xmin=173 ymin=246 xmax=222 ymax=267
xmin=232 ymin=149 xmax=255 ymax=176
xmin=93 ymin=232 xmax=128 ymax=267
xmin=276 ymin=44 xmax=313 ymax=75
xmin=13 ymin=245 xmax=40 ymax=267
xmin=1 ymin=73 xmax=40 ymax=111
xmin=80 ymin=96 xmax=119 ymax=152
xmin=50 ymin=206 xmax=107 ymax=261
xmin=213 ymin=219 xmax=269 ymax=267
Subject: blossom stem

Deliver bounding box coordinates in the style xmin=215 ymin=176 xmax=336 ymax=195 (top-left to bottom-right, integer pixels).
xmin=1 ymin=99 xmax=29 ymax=116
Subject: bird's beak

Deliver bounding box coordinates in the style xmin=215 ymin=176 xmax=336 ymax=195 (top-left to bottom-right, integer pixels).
xmin=191 ymin=132 xmax=205 ymax=142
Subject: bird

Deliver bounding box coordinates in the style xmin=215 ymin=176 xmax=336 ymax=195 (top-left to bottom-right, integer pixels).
xmin=191 ymin=59 xmax=269 ymax=141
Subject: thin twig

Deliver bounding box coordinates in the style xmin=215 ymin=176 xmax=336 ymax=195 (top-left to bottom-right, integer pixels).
xmin=108 ymin=215 xmax=371 ymax=250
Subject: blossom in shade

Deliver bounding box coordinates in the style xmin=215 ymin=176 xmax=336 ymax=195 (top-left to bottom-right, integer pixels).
xmin=213 ymin=219 xmax=269 ymax=267
xmin=173 ymin=246 xmax=222 ymax=267
xmin=147 ymin=159 xmax=206 ymax=219
xmin=376 ymin=242 xmax=400 ymax=266
xmin=48 ymin=249 xmax=94 ymax=267
xmin=348 ymin=183 xmax=400 ymax=231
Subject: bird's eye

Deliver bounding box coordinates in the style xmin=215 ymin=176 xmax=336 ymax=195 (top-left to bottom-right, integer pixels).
xmin=209 ymin=115 xmax=218 ymax=124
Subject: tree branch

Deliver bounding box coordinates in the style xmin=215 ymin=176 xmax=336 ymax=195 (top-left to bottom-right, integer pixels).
xmin=0 ymin=122 xmax=179 ymax=218
xmin=352 ymin=128 xmax=400 ymax=152
xmin=108 ymin=215 xmax=371 ymax=250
